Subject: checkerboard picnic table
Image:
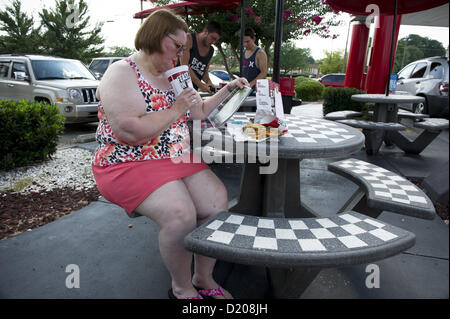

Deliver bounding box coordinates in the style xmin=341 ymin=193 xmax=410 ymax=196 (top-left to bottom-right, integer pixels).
xmin=205 ymin=113 xmax=364 ymax=218
xmin=347 ymin=94 xmax=447 ymax=155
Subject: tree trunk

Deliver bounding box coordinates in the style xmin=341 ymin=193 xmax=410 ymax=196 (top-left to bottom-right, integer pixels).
xmin=263 ymin=40 xmax=273 ymax=72
xmin=217 ymin=43 xmax=233 ymax=77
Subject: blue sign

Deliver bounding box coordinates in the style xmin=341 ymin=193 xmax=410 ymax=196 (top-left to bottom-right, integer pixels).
xmin=389 ymin=74 xmax=398 ymax=93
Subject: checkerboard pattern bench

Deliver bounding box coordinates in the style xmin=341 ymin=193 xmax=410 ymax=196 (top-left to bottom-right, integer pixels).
xmin=396 ymin=109 xmax=429 ymax=121
xmin=324 ymin=111 xmax=362 ymax=121
xmin=387 ymin=118 xmax=449 ymax=154
xmin=337 ymin=119 xmax=406 ymax=155
xmin=328 ymin=158 xmax=436 ymax=220
xmin=184 ymin=211 xmax=415 ymax=268
xmin=368 ymin=109 xmax=430 ymax=122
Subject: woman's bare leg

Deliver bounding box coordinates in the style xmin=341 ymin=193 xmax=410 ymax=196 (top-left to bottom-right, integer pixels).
xmin=134 ymin=180 xmax=198 ymax=298
xmin=182 ymin=169 xmax=233 ymax=299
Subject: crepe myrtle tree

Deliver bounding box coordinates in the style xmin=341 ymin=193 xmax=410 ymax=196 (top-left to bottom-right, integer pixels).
xmin=150 ymin=0 xmax=342 ymax=77
xmin=153 ymin=0 xmax=341 ymax=78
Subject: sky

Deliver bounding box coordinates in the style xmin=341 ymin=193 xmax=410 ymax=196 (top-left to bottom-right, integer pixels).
xmin=0 ymin=0 xmax=449 ymax=60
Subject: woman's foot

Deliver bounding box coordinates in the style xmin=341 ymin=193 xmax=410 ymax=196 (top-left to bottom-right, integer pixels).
xmin=171 ymin=285 xmax=202 ymax=299
xmin=192 ymin=276 xmax=233 ymax=299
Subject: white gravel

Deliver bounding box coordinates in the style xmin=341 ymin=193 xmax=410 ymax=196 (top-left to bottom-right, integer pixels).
xmin=0 ymin=147 xmax=96 ymax=194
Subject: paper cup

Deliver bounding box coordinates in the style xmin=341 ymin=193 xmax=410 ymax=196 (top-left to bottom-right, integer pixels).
xmin=165 ymin=65 xmax=193 ymax=97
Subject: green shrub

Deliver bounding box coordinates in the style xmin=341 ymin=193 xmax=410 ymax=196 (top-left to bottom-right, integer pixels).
xmin=294 ymin=76 xmax=315 ymax=85
xmin=322 ymin=87 xmax=368 ymax=115
xmin=0 ymin=100 xmax=65 ymax=170
xmin=294 ymin=80 xmax=324 ymax=101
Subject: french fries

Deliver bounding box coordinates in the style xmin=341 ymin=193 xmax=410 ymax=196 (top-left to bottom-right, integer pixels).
xmin=242 ymin=123 xmax=281 ymax=140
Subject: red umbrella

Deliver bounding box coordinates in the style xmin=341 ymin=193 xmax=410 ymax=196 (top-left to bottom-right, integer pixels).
xmin=326 ymin=0 xmax=449 ymax=16
xmin=134 ymin=1 xmax=239 ymax=19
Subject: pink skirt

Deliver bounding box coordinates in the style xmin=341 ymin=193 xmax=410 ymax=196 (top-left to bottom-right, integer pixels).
xmin=92 ymin=153 xmax=209 ymax=214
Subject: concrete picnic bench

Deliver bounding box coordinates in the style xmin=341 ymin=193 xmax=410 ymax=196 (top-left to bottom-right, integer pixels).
xmin=347 ymin=94 xmax=448 ymax=155
xmin=182 ymin=158 xmax=435 ymax=298
xmin=387 ymin=117 xmax=449 ymax=154
xmin=337 ymin=119 xmax=406 ymax=155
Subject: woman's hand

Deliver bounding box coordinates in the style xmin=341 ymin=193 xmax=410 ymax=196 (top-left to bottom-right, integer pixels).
xmin=172 ymin=88 xmax=201 ymax=116
xmin=227 ymin=77 xmax=250 ymax=91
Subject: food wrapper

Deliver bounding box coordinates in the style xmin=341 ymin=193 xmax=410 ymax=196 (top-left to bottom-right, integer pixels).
xmin=255 ymin=79 xmax=288 ymax=134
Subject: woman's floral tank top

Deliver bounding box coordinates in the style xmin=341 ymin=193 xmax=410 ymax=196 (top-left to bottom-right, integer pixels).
xmin=92 ymin=58 xmax=191 ymax=167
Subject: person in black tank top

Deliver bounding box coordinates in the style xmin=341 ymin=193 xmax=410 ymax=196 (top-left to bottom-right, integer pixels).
xmin=242 ymin=28 xmax=268 ymax=91
xmin=180 ymin=21 xmax=222 ymax=93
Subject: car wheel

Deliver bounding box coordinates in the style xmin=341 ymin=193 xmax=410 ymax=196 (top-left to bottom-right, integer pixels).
xmin=413 ymin=98 xmax=428 ymax=115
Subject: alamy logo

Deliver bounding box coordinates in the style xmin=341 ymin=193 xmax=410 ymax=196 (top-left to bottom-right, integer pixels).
xmin=365 ymin=264 xmax=380 ymax=288
xmin=185 ymin=120 xmax=279 ymax=174
xmin=365 ymin=4 xmax=380 ymax=29
xmin=65 ymin=264 xmax=80 ymax=289
xmin=66 ymin=3 xmax=80 ymax=29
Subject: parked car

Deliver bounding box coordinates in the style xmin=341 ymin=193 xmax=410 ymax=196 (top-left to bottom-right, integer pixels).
xmin=210 ymin=69 xmax=238 ymax=81
xmin=318 ymin=73 xmax=345 ymax=87
xmin=396 ymin=56 xmax=449 ymax=117
xmin=208 ymin=72 xmax=227 ymax=90
xmin=88 ymin=56 xmax=124 ymax=79
xmin=0 ymin=54 xmax=99 ymax=123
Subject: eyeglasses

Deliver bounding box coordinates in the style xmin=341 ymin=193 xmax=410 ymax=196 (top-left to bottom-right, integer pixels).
xmin=167 ymin=34 xmax=187 ymax=54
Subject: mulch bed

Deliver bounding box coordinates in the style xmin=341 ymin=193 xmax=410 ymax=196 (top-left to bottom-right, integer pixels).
xmin=0 ymin=187 xmax=101 ymax=240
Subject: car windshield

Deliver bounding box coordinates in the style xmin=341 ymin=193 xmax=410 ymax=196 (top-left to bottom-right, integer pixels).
xmin=31 ymin=59 xmax=96 ymax=80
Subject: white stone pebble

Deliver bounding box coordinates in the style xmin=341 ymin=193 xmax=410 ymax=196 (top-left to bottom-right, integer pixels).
xmin=0 ymin=147 xmax=96 ymax=194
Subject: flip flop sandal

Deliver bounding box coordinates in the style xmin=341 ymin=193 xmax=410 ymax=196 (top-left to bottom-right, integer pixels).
xmin=168 ymin=288 xmax=203 ymax=299
xmin=194 ymin=285 xmax=225 ymax=298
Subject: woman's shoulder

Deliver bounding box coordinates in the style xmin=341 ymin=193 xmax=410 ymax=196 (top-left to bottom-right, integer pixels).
xmin=100 ymin=59 xmax=137 ymax=86
xmin=98 ymin=58 xmax=138 ymax=97
xmin=104 ymin=59 xmax=133 ymax=77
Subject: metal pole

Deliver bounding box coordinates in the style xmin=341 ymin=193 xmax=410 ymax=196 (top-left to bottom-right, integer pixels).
xmin=342 ymin=18 xmax=353 ymax=73
xmin=140 ymin=0 xmax=143 ymax=24
xmin=272 ymin=0 xmax=283 ymax=83
xmin=240 ymin=0 xmax=246 ymax=77
xmin=386 ymin=0 xmax=398 ymax=96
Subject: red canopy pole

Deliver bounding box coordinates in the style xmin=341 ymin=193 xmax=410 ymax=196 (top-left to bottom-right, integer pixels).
xmin=385 ymin=0 xmax=398 ymax=96
xmin=364 ymin=14 xmax=402 ymax=94
xmin=344 ymin=18 xmax=370 ymax=90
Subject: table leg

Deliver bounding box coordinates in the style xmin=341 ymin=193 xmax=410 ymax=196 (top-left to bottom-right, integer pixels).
xmin=383 ymin=103 xmax=398 ymax=146
xmin=387 ymin=130 xmax=441 ymax=154
xmin=362 ymin=129 xmax=385 ymax=155
xmin=229 ymin=162 xmax=264 ymax=216
xmin=230 ymin=159 xmax=316 ymax=218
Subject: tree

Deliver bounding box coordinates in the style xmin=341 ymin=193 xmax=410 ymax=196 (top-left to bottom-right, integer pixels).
xmin=39 ymin=0 xmax=104 ymax=63
xmin=394 ymin=34 xmax=446 ymax=72
xmin=104 ymin=46 xmax=136 ymax=57
xmin=319 ymin=50 xmax=344 ymax=74
xmin=0 ymin=0 xmax=41 ymax=54
xmin=270 ymin=42 xmax=312 ymax=74
xmin=152 ymin=0 xmax=341 ymax=76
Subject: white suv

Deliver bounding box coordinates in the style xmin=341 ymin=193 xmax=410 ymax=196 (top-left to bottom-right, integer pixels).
xmin=0 ymin=54 xmax=100 ymax=123
xmin=396 ymin=56 xmax=449 ymax=117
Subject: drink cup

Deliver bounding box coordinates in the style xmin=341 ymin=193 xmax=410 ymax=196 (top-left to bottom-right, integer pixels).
xmin=165 ymin=65 xmax=193 ymax=98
